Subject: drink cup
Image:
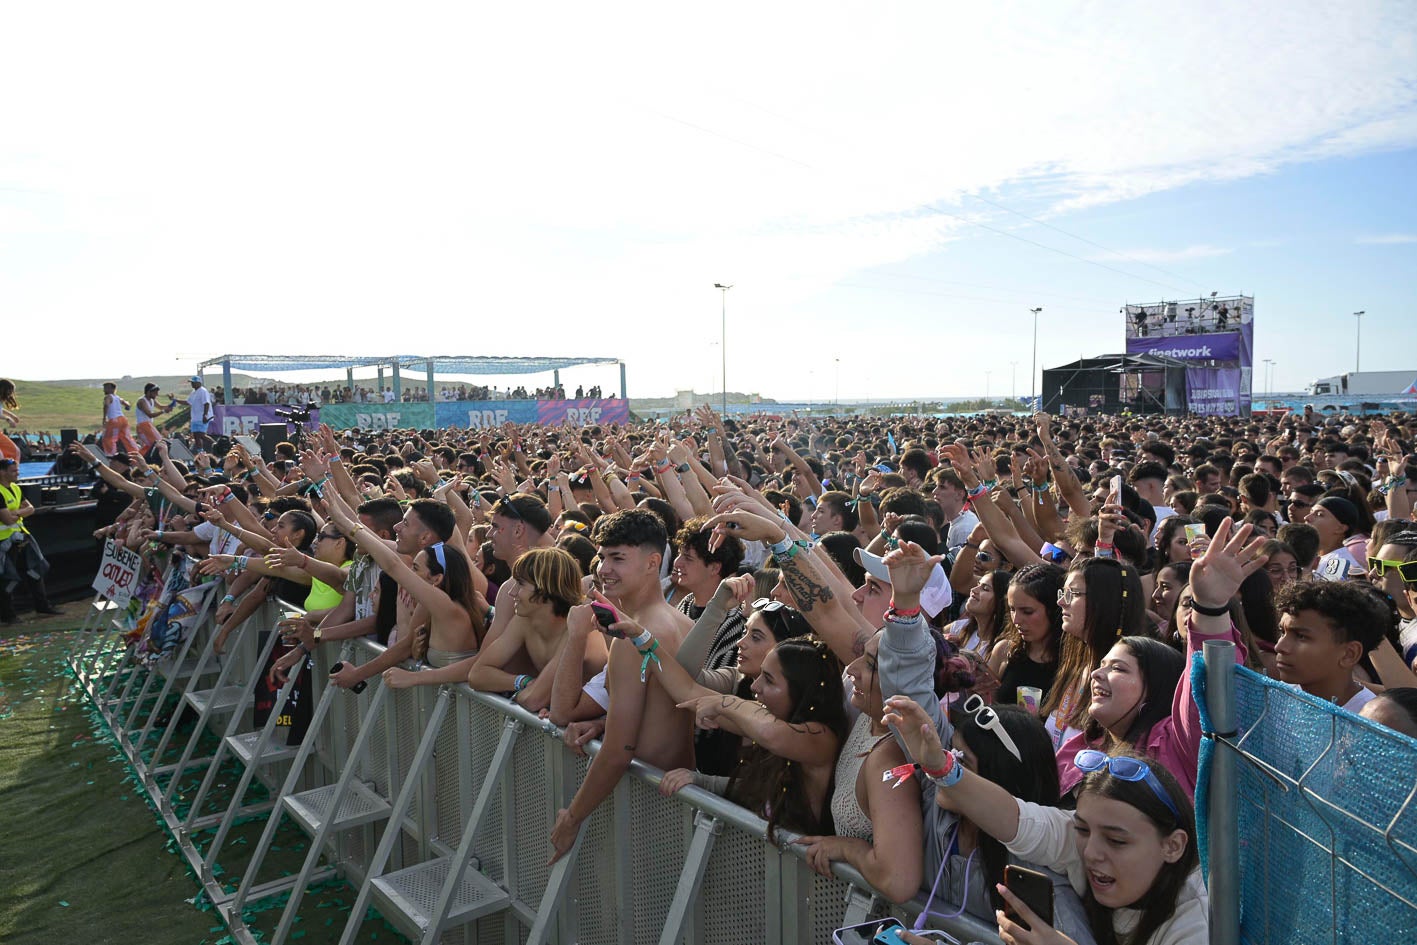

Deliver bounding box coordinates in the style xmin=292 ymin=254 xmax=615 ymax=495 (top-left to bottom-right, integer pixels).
xmin=1017 ymin=686 xmax=1043 ymax=715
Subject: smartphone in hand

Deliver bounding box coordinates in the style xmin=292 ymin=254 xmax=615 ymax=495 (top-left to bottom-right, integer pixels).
xmin=1004 ymin=864 xmax=1054 ymax=930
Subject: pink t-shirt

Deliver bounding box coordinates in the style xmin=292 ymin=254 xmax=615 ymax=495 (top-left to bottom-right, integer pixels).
xmin=1056 ymin=617 xmax=1246 ymax=799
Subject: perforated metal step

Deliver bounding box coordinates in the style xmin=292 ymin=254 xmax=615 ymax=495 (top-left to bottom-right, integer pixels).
xmin=282 ymin=780 xmax=390 ymax=834
xmin=225 ymin=730 xmax=298 ymax=766
xmin=182 ymin=685 xmax=247 ymax=714
xmin=369 ymin=858 xmax=510 ymax=936
xmin=156 ymin=656 xmax=205 ymax=681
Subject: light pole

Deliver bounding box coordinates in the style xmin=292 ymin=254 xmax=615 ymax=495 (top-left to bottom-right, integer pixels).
xmin=834 ymin=358 xmax=840 ymax=409
xmin=715 ymin=284 xmax=733 ymax=415
xmin=1010 ymin=361 xmax=1018 ymax=401
xmin=1353 ymin=311 xmax=1365 ymax=374
xmin=1263 ymin=358 xmax=1274 ymax=401
xmin=1030 ymin=307 xmax=1043 ymax=405
xmin=985 ymin=370 xmax=991 ymax=404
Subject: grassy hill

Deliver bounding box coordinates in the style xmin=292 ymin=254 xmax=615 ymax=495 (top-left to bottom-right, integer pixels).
xmin=3 ymin=380 xmax=153 ymax=434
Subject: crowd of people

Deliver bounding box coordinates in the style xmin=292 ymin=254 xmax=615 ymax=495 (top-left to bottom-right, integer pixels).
xmin=63 ymin=401 xmax=1417 ymax=945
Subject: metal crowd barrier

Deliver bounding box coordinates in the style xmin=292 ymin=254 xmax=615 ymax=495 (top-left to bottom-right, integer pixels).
xmin=1201 ymin=641 xmax=1417 ymax=945
xmin=71 ymin=590 xmax=1003 ymax=945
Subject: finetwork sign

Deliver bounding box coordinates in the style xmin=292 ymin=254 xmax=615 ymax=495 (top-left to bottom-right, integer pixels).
xmin=1125 ymin=331 xmax=1240 ymax=363
xmin=1141 ymin=343 xmax=1216 ymax=358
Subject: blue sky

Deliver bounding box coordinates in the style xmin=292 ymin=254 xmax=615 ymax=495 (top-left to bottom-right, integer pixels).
xmin=1 ymin=1 xmax=1414 ymax=401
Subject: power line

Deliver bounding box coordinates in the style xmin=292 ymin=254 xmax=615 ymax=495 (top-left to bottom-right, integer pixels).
xmin=965 ymin=191 xmax=1210 ymax=292
xmin=918 ymin=200 xmax=1190 ymax=293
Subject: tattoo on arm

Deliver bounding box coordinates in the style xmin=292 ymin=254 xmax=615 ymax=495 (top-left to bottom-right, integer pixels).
xmin=781 ymin=564 xmax=833 ymax=613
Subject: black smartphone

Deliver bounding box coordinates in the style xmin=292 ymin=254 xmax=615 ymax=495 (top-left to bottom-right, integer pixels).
xmin=328 ymin=661 xmax=367 ymax=694
xmin=590 ymin=601 xmax=621 ymax=631
xmin=1004 ymin=864 xmax=1054 ymax=929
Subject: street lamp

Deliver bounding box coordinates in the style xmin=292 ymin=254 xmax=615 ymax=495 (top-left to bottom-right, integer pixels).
xmin=1353 ymin=311 xmax=1365 ymax=374
xmin=834 ymin=358 xmax=840 ymax=409
xmin=1010 ymin=361 xmax=1018 ymax=401
xmin=1029 ymin=308 xmax=1043 ymax=405
xmin=1262 ymin=358 xmax=1274 ymax=401
xmin=715 ymin=284 xmax=733 ymax=415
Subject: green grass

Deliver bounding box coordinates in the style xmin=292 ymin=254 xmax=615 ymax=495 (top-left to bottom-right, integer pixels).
xmin=0 ymin=615 xmax=217 ymax=945
xmin=5 ymin=380 xmax=151 ymax=435
xmin=0 ymin=609 xmax=416 ymax=945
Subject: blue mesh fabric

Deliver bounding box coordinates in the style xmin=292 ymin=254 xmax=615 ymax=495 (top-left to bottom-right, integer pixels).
xmin=1196 ymin=658 xmax=1417 ymax=945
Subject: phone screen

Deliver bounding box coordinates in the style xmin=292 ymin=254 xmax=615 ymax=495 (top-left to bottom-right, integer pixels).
xmin=1004 ymin=865 xmax=1054 ymax=929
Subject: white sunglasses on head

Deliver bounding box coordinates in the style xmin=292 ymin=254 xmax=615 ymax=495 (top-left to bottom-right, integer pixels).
xmin=960 ymin=693 xmax=1022 ymax=763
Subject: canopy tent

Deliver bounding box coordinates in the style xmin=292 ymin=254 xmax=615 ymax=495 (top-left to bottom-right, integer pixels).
xmin=1041 ymin=352 xmax=1189 ymax=416
xmin=196 ymin=354 xmax=626 ymax=401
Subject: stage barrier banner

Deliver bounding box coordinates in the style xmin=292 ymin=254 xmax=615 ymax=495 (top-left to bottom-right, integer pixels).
xmin=212 ymin=404 xmax=321 ymax=436
xmin=317 ymin=403 xmax=434 ymax=431
xmin=93 ymin=538 xmax=142 ymax=607
xmin=1186 ymin=367 xmax=1243 ymax=417
xmin=1126 ymin=332 xmax=1242 ymax=363
xmin=435 ymin=400 xmax=539 ymax=428
xmin=536 ymin=398 xmax=630 ymax=425
xmin=316 ymin=399 xmax=630 ymax=430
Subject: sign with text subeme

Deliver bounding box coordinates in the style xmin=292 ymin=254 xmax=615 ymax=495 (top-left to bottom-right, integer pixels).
xmin=93 ymin=538 xmax=142 ymax=607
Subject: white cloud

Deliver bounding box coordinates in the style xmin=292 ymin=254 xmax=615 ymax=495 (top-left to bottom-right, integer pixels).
xmin=1356 ymin=234 xmax=1417 ymax=245
xmin=1 ymin=1 xmax=1415 ymax=397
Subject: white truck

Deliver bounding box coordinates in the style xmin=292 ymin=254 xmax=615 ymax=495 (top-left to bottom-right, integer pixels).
xmin=1308 ymin=370 xmax=1417 ymax=396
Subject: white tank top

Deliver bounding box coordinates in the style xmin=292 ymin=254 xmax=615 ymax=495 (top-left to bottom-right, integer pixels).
xmin=136 ymin=397 xmax=157 ymax=423
xmin=830 ymin=714 xmax=893 ymax=840
xmin=104 ymin=395 xmax=124 ymax=421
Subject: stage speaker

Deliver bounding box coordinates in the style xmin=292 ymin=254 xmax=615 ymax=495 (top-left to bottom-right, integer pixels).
xmin=257 ymin=424 xmax=287 ymax=463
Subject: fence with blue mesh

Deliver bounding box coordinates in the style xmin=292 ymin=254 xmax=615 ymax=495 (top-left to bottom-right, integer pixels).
xmin=1196 ymin=653 xmax=1417 ymax=945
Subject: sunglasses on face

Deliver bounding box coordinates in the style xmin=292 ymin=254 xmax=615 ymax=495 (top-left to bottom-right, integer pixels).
xmin=1367 ymin=557 xmax=1417 ymax=584
xmin=1074 ymin=749 xmax=1182 ymax=820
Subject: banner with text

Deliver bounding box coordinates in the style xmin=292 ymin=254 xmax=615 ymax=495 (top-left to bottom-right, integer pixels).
xmin=93 ymin=538 xmax=142 ymax=607
xmin=213 ymin=404 xmax=321 ymax=436
xmin=318 ymin=403 xmax=434 ymax=431
xmin=536 ymin=398 xmax=630 ymax=426
xmin=1125 ymin=331 xmax=1241 ymax=363
xmin=1186 ymin=367 xmax=1244 ymax=417
xmin=317 ymin=399 xmax=630 ymax=430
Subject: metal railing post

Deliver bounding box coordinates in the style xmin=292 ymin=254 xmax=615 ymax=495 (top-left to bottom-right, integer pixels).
xmin=1204 ymin=639 xmax=1240 ymax=945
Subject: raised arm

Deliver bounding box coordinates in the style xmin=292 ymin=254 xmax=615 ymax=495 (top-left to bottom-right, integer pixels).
xmin=701 ymin=506 xmax=873 ymax=663
xmin=940 ymin=443 xmax=1043 ymax=568
xmin=71 ymin=443 xmax=146 ymax=499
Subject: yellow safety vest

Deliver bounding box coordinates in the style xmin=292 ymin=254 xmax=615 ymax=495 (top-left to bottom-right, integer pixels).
xmin=0 ymin=482 xmax=28 ymax=541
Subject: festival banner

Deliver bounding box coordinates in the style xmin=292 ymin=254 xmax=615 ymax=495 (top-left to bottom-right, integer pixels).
xmin=1125 ymin=332 xmax=1241 ymax=363
xmin=213 ymin=404 xmax=321 ymax=436
xmin=317 ymin=403 xmax=434 ymax=431
xmin=93 ymin=538 xmax=142 ymax=608
xmin=1185 ymin=367 xmax=1244 ymax=417
xmin=317 ymin=399 xmax=629 ymax=429
xmin=536 ymin=398 xmax=630 ymax=426
xmin=435 ymin=400 xmax=539 ymax=429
